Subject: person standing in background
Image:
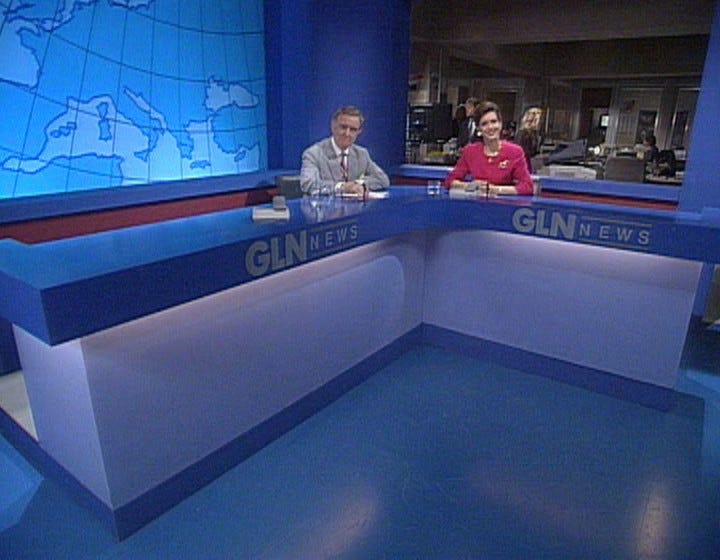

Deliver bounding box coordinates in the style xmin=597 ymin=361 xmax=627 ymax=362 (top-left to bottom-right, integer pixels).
xmin=457 ymin=97 xmax=480 ymax=149
xmin=501 ymin=120 xmax=517 ymax=140
xmin=642 ymin=134 xmax=660 ymax=165
xmin=451 ymin=105 xmax=467 ymax=139
xmin=515 ymin=106 xmax=543 ymax=172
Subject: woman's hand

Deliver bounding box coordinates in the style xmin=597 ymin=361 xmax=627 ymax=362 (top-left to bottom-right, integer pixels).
xmin=468 ymin=180 xmax=488 ymax=193
xmin=451 ymin=179 xmax=488 ymax=194
xmin=451 ymin=180 xmax=521 ymax=197
xmin=487 ymin=184 xmax=518 ymax=197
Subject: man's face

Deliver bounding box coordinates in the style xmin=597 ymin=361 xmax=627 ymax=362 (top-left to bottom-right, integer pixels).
xmin=331 ymin=114 xmax=362 ymax=150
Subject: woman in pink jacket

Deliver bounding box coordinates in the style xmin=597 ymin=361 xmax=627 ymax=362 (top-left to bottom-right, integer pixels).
xmin=444 ymin=101 xmax=534 ymax=196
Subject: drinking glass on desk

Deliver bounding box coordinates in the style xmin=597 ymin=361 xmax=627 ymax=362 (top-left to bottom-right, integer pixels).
xmin=427 ymin=180 xmax=441 ymax=196
xmin=308 ymin=182 xmax=321 ymax=197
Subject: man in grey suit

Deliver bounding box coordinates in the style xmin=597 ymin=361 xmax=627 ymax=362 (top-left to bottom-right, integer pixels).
xmin=457 ymin=97 xmax=480 ymax=149
xmin=300 ymin=106 xmax=389 ymax=197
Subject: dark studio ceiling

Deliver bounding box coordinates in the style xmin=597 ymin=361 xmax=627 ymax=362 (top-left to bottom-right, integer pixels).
xmin=411 ymin=0 xmax=716 ymax=80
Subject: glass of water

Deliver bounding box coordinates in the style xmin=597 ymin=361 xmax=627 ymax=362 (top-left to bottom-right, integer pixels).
xmin=427 ymin=180 xmax=441 ymax=196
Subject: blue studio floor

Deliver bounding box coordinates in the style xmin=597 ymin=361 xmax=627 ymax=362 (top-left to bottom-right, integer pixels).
xmin=1 ymin=331 xmax=720 ymax=559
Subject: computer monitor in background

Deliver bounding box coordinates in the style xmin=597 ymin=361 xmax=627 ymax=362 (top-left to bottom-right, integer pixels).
xmin=545 ymin=139 xmax=588 ymax=164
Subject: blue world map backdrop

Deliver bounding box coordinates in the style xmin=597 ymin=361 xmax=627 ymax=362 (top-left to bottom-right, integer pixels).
xmin=0 ymin=0 xmax=267 ymax=200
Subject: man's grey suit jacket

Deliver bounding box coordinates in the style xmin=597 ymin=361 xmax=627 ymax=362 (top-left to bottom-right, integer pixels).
xmin=300 ymin=138 xmax=389 ymax=195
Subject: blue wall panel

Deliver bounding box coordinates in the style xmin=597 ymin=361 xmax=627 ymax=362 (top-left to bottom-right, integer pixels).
xmin=266 ymin=0 xmax=411 ymax=173
xmin=679 ymin=1 xmax=720 ymax=212
xmin=264 ymin=0 xmax=313 ymax=169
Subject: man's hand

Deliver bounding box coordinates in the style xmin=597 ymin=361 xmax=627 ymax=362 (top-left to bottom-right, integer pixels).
xmin=340 ymin=181 xmax=367 ymax=198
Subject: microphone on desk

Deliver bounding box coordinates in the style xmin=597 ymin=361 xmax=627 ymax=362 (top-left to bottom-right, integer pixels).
xmin=272 ymin=195 xmax=287 ymax=211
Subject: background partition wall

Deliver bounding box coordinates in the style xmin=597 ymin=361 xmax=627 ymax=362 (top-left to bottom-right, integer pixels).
xmin=265 ymin=0 xmax=411 ymax=173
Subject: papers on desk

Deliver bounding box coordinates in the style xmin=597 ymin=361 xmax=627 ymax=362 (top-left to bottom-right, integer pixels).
xmin=644 ymin=174 xmax=683 ymax=186
xmin=252 ymin=195 xmax=290 ymax=222
xmin=339 ymin=190 xmax=389 ymax=200
xmin=448 ymin=187 xmax=483 ymax=199
xmin=252 ymin=206 xmax=290 ymax=222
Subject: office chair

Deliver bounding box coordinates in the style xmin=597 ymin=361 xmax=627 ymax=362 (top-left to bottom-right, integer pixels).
xmin=275 ymin=175 xmax=303 ymax=199
xmin=603 ymin=156 xmax=645 ymax=183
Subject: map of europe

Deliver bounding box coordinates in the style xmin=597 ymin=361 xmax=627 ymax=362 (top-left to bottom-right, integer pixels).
xmin=0 ymin=0 xmax=266 ymax=199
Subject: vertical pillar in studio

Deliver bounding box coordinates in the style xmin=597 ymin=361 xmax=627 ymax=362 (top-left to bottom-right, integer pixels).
xmin=304 ymin=0 xmax=411 ymax=173
xmin=678 ymin=0 xmax=720 ymax=213
xmin=678 ymin=1 xmax=720 ymax=321
xmin=266 ymin=0 xmax=411 ymax=173
xmin=264 ymin=0 xmax=313 ymax=170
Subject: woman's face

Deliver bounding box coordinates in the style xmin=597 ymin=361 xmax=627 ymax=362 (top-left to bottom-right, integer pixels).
xmin=478 ymin=111 xmax=502 ymax=141
xmin=522 ymin=108 xmax=542 ymax=130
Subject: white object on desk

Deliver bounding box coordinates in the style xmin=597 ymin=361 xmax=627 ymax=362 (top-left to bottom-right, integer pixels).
xmin=449 ymin=187 xmax=481 ymax=199
xmin=339 ymin=190 xmax=390 ymax=200
xmin=252 ymin=207 xmax=290 ymax=222
xmin=426 ymin=180 xmax=441 ymax=196
xmin=543 ymin=165 xmax=597 ymax=180
xmin=252 ymin=196 xmax=290 ymax=222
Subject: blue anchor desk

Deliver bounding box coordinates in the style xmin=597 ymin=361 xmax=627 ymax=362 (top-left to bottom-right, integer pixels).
xmin=1 ymin=186 xmax=718 ymax=538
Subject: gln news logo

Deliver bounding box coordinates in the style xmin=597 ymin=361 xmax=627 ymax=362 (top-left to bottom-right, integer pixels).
xmin=245 ymin=220 xmax=359 ymax=277
xmin=512 ymin=208 xmax=652 ymax=249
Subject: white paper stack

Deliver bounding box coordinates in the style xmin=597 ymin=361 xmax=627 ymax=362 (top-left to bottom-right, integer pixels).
xmin=252 ymin=206 xmax=290 ymax=222
xmin=448 ymin=187 xmax=482 ymax=199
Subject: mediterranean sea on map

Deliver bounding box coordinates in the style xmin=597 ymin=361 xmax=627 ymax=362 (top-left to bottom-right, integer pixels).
xmin=0 ymin=0 xmax=267 ymax=199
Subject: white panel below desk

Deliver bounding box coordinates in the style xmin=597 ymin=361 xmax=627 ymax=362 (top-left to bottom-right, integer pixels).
xmin=13 ymin=233 xmax=426 ymax=509
xmin=423 ymin=230 xmax=701 ymax=389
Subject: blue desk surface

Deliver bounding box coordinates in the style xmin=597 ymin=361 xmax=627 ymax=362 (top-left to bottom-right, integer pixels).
xmin=1 ymin=187 xmax=719 ymax=345
xmin=391 ymin=164 xmax=681 ymax=203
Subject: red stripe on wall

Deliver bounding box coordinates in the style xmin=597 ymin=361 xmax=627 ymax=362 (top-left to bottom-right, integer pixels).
xmin=0 ymin=188 xmax=277 ymax=244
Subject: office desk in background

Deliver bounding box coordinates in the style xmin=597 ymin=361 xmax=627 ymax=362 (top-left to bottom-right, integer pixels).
xmin=645 ymin=173 xmax=684 ymax=186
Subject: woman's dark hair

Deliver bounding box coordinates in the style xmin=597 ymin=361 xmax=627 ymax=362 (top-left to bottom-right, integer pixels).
xmin=475 ymin=101 xmax=502 ymax=124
